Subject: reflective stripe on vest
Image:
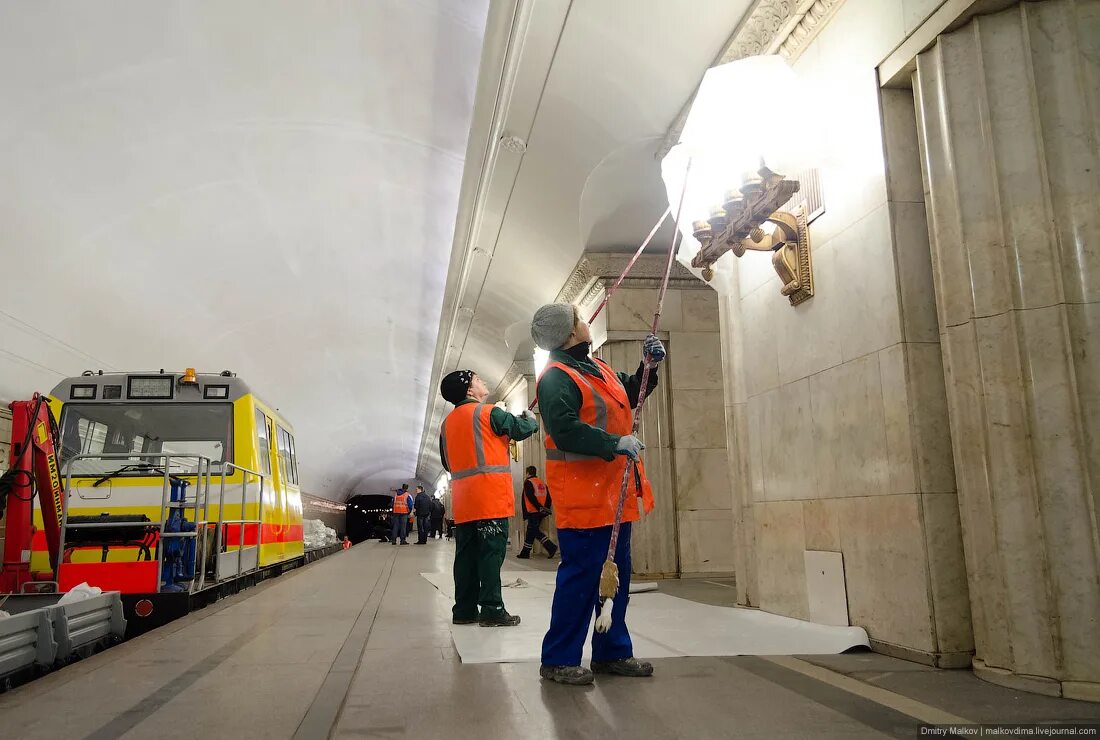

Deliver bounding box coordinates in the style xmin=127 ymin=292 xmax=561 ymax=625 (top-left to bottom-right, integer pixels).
xmin=540 ymin=357 xmax=655 ymax=530
xmin=447 ymin=403 xmax=512 ymax=480
xmin=441 ymin=403 xmax=515 ymax=524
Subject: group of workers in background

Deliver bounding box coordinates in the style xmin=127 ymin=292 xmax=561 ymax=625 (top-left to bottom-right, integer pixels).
xmin=431 ymin=301 xmax=665 ymax=687
xmin=388 ymin=483 xmax=447 ymax=545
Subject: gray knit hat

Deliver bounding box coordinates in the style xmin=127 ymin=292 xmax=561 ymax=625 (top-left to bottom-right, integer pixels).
xmin=531 ymin=303 xmax=576 ymax=351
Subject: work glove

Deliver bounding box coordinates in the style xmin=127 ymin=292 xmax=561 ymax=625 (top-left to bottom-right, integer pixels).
xmin=615 ymin=434 xmax=646 ymax=460
xmin=521 ymin=409 xmax=537 ymax=424
xmin=643 ymin=334 xmax=666 ymax=364
xmin=540 ymin=507 xmax=551 ymax=515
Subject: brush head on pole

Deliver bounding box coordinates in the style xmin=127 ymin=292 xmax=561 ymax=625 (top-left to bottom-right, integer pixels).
xmin=599 ymin=559 xmax=619 ymax=600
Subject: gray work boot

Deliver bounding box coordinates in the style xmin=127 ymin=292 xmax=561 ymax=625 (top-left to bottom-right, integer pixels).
xmin=590 ymin=657 xmax=654 ymax=677
xmin=540 ymin=664 xmax=594 ymax=686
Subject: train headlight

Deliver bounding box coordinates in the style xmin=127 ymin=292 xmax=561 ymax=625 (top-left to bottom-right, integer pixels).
xmin=70 ymin=384 xmax=97 ymax=400
xmin=204 ymin=385 xmax=230 ymax=399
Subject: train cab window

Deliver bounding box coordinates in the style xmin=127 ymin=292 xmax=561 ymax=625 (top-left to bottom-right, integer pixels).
xmin=275 ymin=426 xmax=288 ymax=482
xmin=255 ymin=409 xmax=272 ymax=476
xmin=59 ymin=403 xmax=233 ymax=476
xmin=288 ymin=432 xmax=299 ymax=484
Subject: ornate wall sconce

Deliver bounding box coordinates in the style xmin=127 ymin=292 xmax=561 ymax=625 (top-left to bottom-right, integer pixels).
xmin=690 ymin=165 xmax=812 ymax=306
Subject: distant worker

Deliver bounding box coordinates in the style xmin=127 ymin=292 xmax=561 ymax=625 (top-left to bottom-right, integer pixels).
xmin=390 ymin=484 xmax=413 ymax=546
xmin=531 ymin=302 xmax=663 ymax=686
xmin=518 ymin=465 xmax=558 ymax=559
xmin=342 ymin=536 xmax=352 ymax=550
xmin=439 ymin=369 xmax=538 ymax=627
xmin=430 ymin=496 xmax=445 ymax=539
xmin=414 ymin=485 xmax=433 ymax=544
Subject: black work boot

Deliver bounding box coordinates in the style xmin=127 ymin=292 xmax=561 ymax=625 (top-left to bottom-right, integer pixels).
xmin=516 ymin=547 xmax=531 ymax=559
xmin=591 ymin=657 xmax=654 ymax=677
xmin=544 ymin=541 xmax=558 ymax=558
xmin=452 ymin=614 xmax=478 ymax=625
xmin=478 ymin=610 xmax=521 ymax=627
xmin=540 ymin=665 xmax=594 ymax=686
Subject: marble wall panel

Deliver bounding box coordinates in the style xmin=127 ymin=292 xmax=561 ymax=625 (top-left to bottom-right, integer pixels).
xmin=754 ymin=501 xmax=809 ymax=620
xmin=941 ymin=320 xmax=1013 ymax=669
xmin=921 ymin=492 xmax=974 ymax=655
xmin=836 ymin=494 xmax=935 ymax=652
xmin=1015 ymin=305 xmax=1100 ymax=679
xmin=809 ymin=354 xmax=889 ymax=499
xmin=833 ymin=204 xmax=904 ymax=362
xmin=891 ymin=201 xmax=940 ymax=344
xmin=678 ymin=509 xmax=736 ymax=574
xmin=668 ymin=331 xmax=723 ymax=391
xmin=608 ymin=287 xmax=682 ymax=332
xmin=670 ymin=389 xmax=726 ymax=449
xmin=774 ymin=241 xmax=845 ymax=386
xmin=882 ymin=88 xmax=925 ymax=205
xmin=917 ymin=3 xmax=1100 ymax=686
xmin=746 ymin=395 xmax=767 ymax=504
xmin=878 ymin=343 xmax=918 ymax=495
xmin=1067 ymin=302 xmax=1100 ymax=517
xmin=801 ymin=499 xmax=842 ymax=552
xmin=728 ymin=401 xmax=759 ymax=606
xmin=674 ymin=447 xmax=732 ymax=512
xmin=906 ymin=342 xmax=956 ymax=494
xmin=1027 ymin=3 xmax=1100 ymax=306
xmin=741 ymin=284 xmax=781 ymax=398
xmin=758 ymin=380 xmax=817 ymax=502
xmin=681 ymin=289 xmax=719 ymax=332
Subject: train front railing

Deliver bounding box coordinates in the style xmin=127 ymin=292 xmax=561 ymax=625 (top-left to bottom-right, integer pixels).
xmin=57 ymin=454 xmax=267 ymax=594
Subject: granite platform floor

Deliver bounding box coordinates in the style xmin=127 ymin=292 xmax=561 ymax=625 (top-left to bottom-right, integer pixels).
xmin=1 ymin=539 xmax=1098 ymax=740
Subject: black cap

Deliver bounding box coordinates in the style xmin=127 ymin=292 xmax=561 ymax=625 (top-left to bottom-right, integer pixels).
xmin=440 ymin=370 xmax=474 ymax=404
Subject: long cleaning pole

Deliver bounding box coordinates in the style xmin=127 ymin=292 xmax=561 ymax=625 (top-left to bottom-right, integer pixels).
xmin=597 ymin=158 xmax=692 ymax=617
xmin=527 ymin=206 xmax=671 ymax=411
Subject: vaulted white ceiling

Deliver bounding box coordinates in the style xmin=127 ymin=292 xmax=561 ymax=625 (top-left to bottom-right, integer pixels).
xmin=0 ymin=1 xmax=488 ymax=500
xmin=417 ymin=0 xmax=754 ymax=484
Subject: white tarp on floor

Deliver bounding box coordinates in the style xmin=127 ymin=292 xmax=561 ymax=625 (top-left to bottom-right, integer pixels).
xmin=421 ymin=571 xmax=870 ymax=665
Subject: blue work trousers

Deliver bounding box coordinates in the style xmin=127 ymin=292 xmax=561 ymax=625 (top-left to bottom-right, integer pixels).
xmin=541 ymin=523 xmax=633 ymax=667
xmin=390 ymin=513 xmax=409 ymax=544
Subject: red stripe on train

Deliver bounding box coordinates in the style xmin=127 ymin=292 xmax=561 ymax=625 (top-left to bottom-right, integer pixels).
xmin=32 ymin=523 xmax=305 ymax=551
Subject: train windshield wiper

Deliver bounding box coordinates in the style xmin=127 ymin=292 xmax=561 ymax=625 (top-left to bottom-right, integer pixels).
xmin=92 ymin=463 xmax=165 ymax=487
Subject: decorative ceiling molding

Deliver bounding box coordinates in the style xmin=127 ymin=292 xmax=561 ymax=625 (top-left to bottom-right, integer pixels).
xmin=658 ymin=0 xmax=847 ymax=159
xmin=557 ymin=252 xmax=702 ymax=305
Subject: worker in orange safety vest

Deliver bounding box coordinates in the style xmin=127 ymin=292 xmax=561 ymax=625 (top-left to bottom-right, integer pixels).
xmin=390 ymin=484 xmax=413 ymax=545
xmin=517 ymin=465 xmax=558 ymax=559
xmin=439 ymin=369 xmax=538 ymax=627
xmin=530 ymin=302 xmax=664 ymax=686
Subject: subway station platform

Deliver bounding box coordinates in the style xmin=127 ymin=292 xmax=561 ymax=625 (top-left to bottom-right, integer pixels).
xmin=1 ymin=541 xmax=1098 ymax=740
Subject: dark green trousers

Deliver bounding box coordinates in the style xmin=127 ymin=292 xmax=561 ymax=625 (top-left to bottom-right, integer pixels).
xmin=453 ymin=518 xmax=509 ymax=620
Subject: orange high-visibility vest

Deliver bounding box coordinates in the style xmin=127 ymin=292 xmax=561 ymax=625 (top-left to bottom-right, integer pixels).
xmin=541 ymin=358 xmax=655 ymax=530
xmin=442 ymin=402 xmax=514 ymax=524
xmin=392 ymin=492 xmax=411 ymax=515
xmin=524 ymin=477 xmax=549 ymax=514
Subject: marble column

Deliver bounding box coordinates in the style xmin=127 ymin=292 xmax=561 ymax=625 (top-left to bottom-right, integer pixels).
xmin=915 ymin=0 xmax=1100 ymax=699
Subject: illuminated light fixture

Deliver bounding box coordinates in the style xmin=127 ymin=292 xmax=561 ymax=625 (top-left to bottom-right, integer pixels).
xmin=662 ymin=55 xmax=816 ymax=305
xmin=180 ymin=367 xmax=199 ymax=385
xmin=204 ymin=385 xmax=230 ymax=399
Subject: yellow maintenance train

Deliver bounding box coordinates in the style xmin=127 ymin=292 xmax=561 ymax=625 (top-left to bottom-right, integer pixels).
xmin=25 ymin=368 xmax=310 ymax=632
